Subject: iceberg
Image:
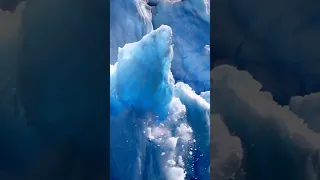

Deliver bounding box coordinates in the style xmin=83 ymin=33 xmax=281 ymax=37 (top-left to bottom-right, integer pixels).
xmin=110 ymin=25 xmax=210 ymax=180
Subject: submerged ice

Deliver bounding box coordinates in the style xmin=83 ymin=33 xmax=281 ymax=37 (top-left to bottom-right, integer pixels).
xmin=110 ymin=25 xmax=210 ymax=180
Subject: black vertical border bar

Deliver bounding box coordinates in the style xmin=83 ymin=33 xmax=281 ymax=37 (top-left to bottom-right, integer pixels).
xmin=106 ymin=0 xmax=111 ymax=178
xmin=100 ymin=0 xmax=111 ymax=178
xmin=97 ymin=0 xmax=111 ymax=178
xmin=16 ymin=0 xmax=111 ymax=179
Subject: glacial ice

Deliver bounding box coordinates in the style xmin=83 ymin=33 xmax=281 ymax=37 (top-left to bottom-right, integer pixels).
xmin=110 ymin=24 xmax=210 ymax=180
xmin=110 ymin=0 xmax=153 ymax=64
xmin=110 ymin=0 xmax=210 ymax=179
xmin=110 ymin=0 xmax=210 ymax=93
xmin=151 ymin=0 xmax=210 ymax=93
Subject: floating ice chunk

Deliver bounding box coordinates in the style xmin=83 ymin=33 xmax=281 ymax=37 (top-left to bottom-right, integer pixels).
xmin=176 ymin=123 xmax=193 ymax=141
xmin=166 ymin=137 xmax=178 ymax=150
xmin=167 ymin=159 xmax=176 ymax=166
xmin=204 ymin=45 xmax=210 ymax=52
xmin=168 ymin=97 xmax=186 ymax=121
xmin=167 ymin=167 xmax=186 ymax=180
xmin=146 ymin=127 xmax=155 ymax=140
xmin=178 ymin=156 xmax=184 ymax=166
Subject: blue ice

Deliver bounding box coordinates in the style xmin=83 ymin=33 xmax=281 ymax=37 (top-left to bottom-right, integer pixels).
xmin=110 ymin=1 xmax=210 ymax=179
xmin=110 ymin=0 xmax=153 ymax=64
xmin=110 ymin=0 xmax=210 ymax=93
xmin=110 ymin=23 xmax=210 ymax=180
xmin=151 ymin=0 xmax=210 ymax=93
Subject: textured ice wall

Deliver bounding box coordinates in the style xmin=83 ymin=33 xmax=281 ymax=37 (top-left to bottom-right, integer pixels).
xmin=111 ymin=0 xmax=210 ymax=93
xmin=151 ymin=0 xmax=210 ymax=93
xmin=110 ymin=0 xmax=153 ymax=64
xmin=110 ymin=25 xmax=210 ymax=180
xmin=110 ymin=1 xmax=210 ymax=179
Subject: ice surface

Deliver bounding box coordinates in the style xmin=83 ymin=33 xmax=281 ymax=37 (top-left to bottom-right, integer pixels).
xmin=151 ymin=0 xmax=210 ymax=93
xmin=110 ymin=25 xmax=210 ymax=180
xmin=110 ymin=0 xmax=153 ymax=64
xmin=111 ymin=0 xmax=210 ymax=93
xmin=110 ymin=1 xmax=210 ymax=179
xmin=115 ymin=25 xmax=173 ymax=117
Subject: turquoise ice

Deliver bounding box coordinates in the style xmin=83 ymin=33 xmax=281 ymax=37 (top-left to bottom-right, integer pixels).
xmin=110 ymin=24 xmax=210 ymax=180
